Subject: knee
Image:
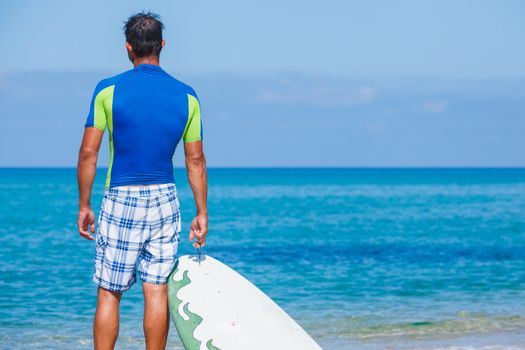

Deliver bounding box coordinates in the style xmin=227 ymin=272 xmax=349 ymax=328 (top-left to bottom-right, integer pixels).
xmin=143 ymin=282 xmax=168 ymax=296
xmin=143 ymin=283 xmax=168 ymax=306
xmin=98 ymin=287 xmax=122 ymax=303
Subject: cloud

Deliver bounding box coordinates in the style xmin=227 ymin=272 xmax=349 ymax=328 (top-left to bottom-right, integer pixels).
xmin=254 ymin=76 xmax=377 ymax=107
xmin=419 ymin=100 xmax=448 ymax=113
xmin=1 ymin=71 xmax=524 ymax=166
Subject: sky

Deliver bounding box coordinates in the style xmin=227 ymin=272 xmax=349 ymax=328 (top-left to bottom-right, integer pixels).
xmin=0 ymin=0 xmax=524 ymax=167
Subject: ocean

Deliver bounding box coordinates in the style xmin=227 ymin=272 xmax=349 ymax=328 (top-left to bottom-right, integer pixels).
xmin=0 ymin=168 xmax=524 ymax=350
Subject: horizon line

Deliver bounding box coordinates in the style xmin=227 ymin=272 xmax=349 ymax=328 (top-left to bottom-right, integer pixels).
xmin=1 ymin=166 xmax=525 ymax=170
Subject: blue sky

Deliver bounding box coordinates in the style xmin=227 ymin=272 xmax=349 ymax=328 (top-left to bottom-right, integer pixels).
xmin=0 ymin=0 xmax=524 ymax=166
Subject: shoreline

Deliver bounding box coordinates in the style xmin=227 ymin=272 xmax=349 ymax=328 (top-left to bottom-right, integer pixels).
xmin=318 ymin=328 xmax=525 ymax=350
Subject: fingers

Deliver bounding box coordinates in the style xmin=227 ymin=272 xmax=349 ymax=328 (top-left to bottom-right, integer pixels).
xmin=79 ymin=230 xmax=95 ymax=240
xmin=190 ymin=229 xmax=206 ymax=248
xmin=189 ymin=216 xmax=198 ymax=241
xmin=78 ymin=223 xmax=94 ymax=240
xmin=189 ymin=215 xmax=208 ymax=248
xmin=77 ymin=208 xmax=95 ymax=240
xmin=192 ymin=229 xmax=207 ymax=248
xmin=192 ymin=240 xmax=206 ymax=248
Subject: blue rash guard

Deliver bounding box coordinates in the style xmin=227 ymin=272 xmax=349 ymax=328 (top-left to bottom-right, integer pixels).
xmin=84 ymin=63 xmax=202 ymax=189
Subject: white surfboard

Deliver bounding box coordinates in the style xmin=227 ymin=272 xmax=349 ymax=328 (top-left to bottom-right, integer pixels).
xmin=167 ymin=255 xmax=323 ymax=350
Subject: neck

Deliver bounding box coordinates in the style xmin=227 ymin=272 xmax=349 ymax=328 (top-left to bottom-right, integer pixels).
xmin=133 ymin=56 xmax=160 ymax=67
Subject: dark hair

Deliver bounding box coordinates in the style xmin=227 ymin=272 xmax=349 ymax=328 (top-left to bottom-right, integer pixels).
xmin=123 ymin=11 xmax=164 ymax=58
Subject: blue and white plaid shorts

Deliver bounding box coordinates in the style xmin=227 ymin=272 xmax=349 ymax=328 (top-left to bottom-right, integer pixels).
xmin=93 ymin=183 xmax=181 ymax=292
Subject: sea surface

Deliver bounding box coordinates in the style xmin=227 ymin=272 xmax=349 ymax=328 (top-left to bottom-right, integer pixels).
xmin=0 ymin=168 xmax=524 ymax=350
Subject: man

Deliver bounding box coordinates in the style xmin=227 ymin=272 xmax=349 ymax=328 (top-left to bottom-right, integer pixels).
xmin=76 ymin=12 xmax=208 ymax=350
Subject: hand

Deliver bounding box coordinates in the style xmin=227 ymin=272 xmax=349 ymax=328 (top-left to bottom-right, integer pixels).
xmin=78 ymin=206 xmax=95 ymax=240
xmin=189 ymin=214 xmax=208 ymax=248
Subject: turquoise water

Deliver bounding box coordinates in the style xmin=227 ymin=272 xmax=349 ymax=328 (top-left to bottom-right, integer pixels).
xmin=1 ymin=168 xmax=524 ymax=350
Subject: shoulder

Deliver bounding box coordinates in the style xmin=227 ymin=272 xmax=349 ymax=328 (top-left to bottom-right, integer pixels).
xmin=92 ymin=70 xmax=130 ymax=95
xmin=161 ymin=71 xmax=199 ymax=99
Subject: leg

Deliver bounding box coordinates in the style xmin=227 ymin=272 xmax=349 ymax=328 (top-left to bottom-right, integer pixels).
xmin=140 ymin=185 xmax=181 ymax=350
xmin=93 ymin=287 xmax=122 ymax=350
xmin=143 ymin=282 xmax=170 ymax=350
xmin=92 ymin=188 xmax=148 ymax=348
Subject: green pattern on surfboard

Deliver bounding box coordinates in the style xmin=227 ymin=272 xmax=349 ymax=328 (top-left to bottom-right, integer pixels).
xmin=206 ymin=339 xmax=221 ymax=350
xmin=168 ymin=264 xmax=222 ymax=350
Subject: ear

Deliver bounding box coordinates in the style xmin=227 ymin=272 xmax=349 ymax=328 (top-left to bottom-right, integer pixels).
xmin=161 ymin=40 xmax=166 ymax=49
xmin=125 ymin=41 xmax=135 ymax=63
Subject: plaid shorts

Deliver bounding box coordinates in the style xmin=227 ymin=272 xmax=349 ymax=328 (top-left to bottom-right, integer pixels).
xmin=93 ymin=183 xmax=181 ymax=292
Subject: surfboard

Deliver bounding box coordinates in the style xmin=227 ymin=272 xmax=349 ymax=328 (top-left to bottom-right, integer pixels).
xmin=167 ymin=254 xmax=323 ymax=350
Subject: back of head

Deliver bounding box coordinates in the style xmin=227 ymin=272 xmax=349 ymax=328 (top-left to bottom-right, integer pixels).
xmin=124 ymin=11 xmax=164 ymax=59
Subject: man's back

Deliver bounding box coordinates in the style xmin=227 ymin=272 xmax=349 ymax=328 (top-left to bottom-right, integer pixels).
xmin=85 ymin=63 xmax=202 ymax=188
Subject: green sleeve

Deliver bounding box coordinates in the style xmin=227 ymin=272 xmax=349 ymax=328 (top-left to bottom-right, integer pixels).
xmin=86 ymin=85 xmax=114 ymax=132
xmin=183 ymin=94 xmax=203 ymax=143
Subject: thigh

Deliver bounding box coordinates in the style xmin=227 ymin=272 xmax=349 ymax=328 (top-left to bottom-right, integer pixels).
xmin=94 ymin=193 xmax=149 ymax=292
xmin=138 ymin=191 xmax=181 ymax=284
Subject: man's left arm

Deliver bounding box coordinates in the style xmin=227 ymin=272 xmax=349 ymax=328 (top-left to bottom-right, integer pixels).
xmin=77 ymin=128 xmax=104 ymax=240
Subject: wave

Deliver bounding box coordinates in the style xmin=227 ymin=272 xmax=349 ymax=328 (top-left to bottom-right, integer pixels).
xmin=308 ymin=313 xmax=525 ymax=340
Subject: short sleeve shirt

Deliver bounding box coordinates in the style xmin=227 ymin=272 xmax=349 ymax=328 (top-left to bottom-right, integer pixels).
xmin=84 ymin=64 xmax=203 ymax=189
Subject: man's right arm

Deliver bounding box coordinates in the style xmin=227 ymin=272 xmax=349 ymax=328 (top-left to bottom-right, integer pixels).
xmin=77 ymin=127 xmax=104 ymax=240
xmin=184 ymin=140 xmax=208 ymax=247
xmin=77 ymin=80 xmax=108 ymax=240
